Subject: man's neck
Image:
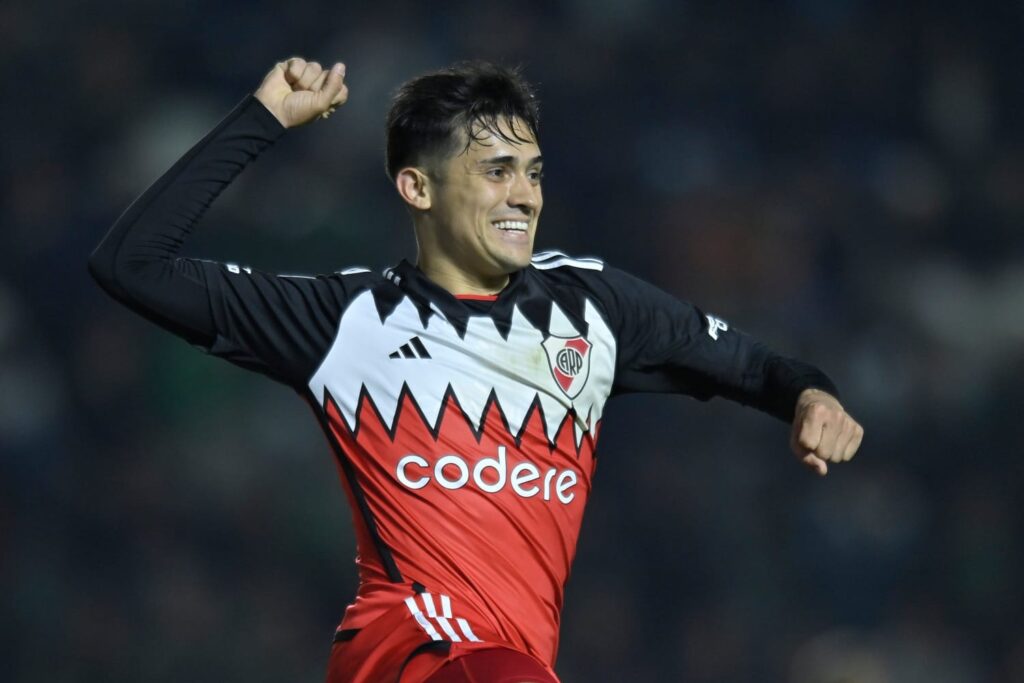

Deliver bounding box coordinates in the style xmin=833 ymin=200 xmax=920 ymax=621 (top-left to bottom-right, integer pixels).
xmin=416 ymin=254 xmax=510 ymax=296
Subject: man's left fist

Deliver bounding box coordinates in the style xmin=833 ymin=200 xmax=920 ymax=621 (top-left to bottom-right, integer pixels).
xmin=790 ymin=388 xmax=863 ymax=476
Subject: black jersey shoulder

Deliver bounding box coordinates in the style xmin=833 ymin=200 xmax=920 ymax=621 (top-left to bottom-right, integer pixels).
xmin=526 ymin=249 xmax=642 ymax=307
xmin=196 ymin=262 xmax=390 ymax=387
xmin=514 ymin=250 xmax=615 ymax=340
xmin=526 ymin=250 xmax=608 ymax=292
xmin=308 ymin=265 xmax=411 ymax=326
xmin=530 ymin=250 xmax=605 ymax=273
xmin=327 ymin=265 xmax=386 ymax=293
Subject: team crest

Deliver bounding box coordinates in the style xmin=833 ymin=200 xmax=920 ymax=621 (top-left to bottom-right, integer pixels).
xmin=542 ymin=335 xmax=592 ymax=399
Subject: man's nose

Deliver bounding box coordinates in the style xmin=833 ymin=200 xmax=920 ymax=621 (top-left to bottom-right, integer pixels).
xmin=507 ymin=173 xmax=539 ymax=211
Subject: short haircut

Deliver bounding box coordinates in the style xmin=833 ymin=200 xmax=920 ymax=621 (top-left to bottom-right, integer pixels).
xmin=385 ymin=61 xmax=540 ymax=180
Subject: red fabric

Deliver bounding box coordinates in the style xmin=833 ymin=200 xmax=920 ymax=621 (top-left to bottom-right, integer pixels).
xmin=325 ymin=599 xmax=432 ymax=683
xmin=453 ymin=293 xmax=499 ymax=301
xmin=421 ymin=648 xmax=558 ymax=683
xmin=324 ymin=592 xmax=561 ymax=683
xmin=323 ymin=392 xmax=598 ymax=666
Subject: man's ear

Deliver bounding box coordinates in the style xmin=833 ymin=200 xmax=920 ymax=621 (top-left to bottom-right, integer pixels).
xmin=395 ymin=167 xmax=432 ymax=211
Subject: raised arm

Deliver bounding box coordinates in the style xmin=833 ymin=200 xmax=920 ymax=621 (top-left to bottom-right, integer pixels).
xmin=88 ymin=58 xmax=354 ymax=386
xmin=253 ymin=58 xmax=348 ymax=128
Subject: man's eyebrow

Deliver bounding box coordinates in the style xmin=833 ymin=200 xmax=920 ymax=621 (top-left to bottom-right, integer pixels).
xmin=476 ymin=155 xmax=544 ymax=166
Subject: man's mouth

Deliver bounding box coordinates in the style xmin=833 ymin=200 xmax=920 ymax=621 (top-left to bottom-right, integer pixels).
xmin=492 ymin=220 xmax=529 ymax=233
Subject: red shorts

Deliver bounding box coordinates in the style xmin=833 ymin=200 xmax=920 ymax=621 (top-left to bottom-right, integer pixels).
xmin=423 ymin=648 xmax=558 ymax=683
xmin=324 ymin=588 xmax=559 ymax=683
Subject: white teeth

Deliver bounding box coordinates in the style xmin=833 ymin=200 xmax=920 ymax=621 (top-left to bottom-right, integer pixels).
xmin=493 ymin=220 xmax=529 ymax=231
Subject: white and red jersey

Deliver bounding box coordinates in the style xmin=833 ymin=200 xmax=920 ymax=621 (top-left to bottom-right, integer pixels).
xmin=89 ymin=95 xmax=838 ymax=679
xmin=309 ymin=255 xmax=616 ymax=665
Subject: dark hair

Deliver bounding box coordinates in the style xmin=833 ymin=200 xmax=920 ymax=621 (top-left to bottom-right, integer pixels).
xmin=385 ymin=61 xmax=540 ymax=180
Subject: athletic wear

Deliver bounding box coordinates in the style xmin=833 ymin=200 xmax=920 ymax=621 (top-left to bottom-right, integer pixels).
xmin=89 ymin=95 xmax=839 ymax=682
xmin=325 ymin=596 xmax=558 ymax=682
xmin=422 ymin=647 xmax=558 ymax=683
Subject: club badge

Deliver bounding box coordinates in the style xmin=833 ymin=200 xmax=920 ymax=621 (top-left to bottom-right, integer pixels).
xmin=542 ymin=335 xmax=592 ymax=399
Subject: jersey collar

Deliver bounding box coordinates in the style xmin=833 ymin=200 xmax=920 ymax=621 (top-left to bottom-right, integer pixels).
xmin=387 ymin=260 xmax=526 ymax=339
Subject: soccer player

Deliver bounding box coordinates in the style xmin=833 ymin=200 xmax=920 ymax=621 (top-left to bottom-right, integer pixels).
xmin=89 ymin=57 xmax=863 ymax=682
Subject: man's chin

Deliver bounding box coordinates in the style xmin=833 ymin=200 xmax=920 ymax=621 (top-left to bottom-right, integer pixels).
xmin=494 ymin=251 xmax=533 ymax=274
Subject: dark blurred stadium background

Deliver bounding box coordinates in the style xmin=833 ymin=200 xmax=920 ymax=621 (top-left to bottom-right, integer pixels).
xmin=2 ymin=0 xmax=1023 ymax=681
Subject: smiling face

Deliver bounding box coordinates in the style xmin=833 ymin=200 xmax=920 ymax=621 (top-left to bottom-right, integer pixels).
xmin=409 ymin=117 xmax=544 ymax=294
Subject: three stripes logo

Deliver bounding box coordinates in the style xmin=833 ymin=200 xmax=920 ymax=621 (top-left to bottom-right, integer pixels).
xmin=389 ymin=336 xmax=432 ymax=360
xmin=404 ymin=592 xmax=483 ymax=643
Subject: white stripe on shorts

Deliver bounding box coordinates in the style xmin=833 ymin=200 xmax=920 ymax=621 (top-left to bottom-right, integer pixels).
xmin=456 ymin=617 xmax=482 ymax=642
xmin=422 ymin=593 xmax=462 ymax=642
xmin=404 ymin=596 xmax=442 ymax=641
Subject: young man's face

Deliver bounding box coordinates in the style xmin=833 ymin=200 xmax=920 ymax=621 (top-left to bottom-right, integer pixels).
xmin=426 ymin=117 xmax=543 ymax=287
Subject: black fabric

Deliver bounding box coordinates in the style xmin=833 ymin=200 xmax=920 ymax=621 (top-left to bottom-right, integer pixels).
xmin=395 ymin=641 xmax=452 ymax=683
xmin=333 ymin=629 xmax=360 ymax=644
xmin=582 ymin=265 xmax=839 ymax=421
xmin=510 ymin=262 xmax=837 ymax=423
xmin=89 ymin=95 xmax=284 ymax=348
xmin=88 ymin=95 xmax=369 ymax=387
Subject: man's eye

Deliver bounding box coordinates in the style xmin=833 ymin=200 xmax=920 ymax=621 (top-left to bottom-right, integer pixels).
xmin=487 ymin=168 xmax=506 ymax=178
xmin=529 ymin=170 xmax=544 ymax=182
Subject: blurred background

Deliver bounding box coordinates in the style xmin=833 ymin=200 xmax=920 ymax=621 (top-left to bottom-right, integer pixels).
xmin=2 ymin=0 xmax=1022 ymax=681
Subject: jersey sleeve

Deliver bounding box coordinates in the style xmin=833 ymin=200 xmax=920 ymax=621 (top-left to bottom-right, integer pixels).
xmin=590 ymin=265 xmax=838 ymax=422
xmin=186 ymin=262 xmax=365 ymax=384
xmin=88 ymin=94 xmax=366 ymax=388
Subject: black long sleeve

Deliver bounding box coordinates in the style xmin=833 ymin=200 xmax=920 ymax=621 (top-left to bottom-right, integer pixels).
xmin=574 ymin=264 xmax=839 ymax=422
xmin=88 ymin=95 xmax=286 ymax=345
xmin=88 ymin=95 xmax=359 ymax=387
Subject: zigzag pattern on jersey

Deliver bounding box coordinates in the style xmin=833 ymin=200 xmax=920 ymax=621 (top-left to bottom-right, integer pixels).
xmin=309 ymin=291 xmax=616 ymax=447
xmin=324 ymin=386 xmax=601 ymax=458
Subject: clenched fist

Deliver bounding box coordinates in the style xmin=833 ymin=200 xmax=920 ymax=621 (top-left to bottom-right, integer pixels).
xmin=790 ymin=388 xmax=864 ymax=476
xmin=254 ymin=57 xmax=349 ymax=129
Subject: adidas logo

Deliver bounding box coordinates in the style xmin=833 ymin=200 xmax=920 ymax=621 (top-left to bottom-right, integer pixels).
xmin=389 ymin=336 xmax=432 ymax=359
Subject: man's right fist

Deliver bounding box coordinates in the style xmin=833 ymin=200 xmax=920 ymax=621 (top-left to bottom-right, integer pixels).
xmin=254 ymin=57 xmax=349 ymax=129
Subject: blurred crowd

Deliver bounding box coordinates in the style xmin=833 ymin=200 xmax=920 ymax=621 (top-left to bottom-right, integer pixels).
xmin=2 ymin=0 xmax=1022 ymax=681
